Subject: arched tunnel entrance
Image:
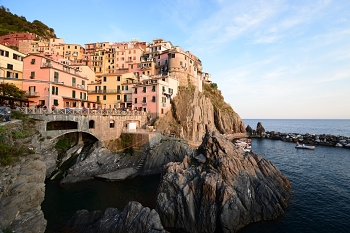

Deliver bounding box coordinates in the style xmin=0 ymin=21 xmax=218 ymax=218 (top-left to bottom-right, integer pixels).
xmin=50 ymin=132 xmax=98 ymax=181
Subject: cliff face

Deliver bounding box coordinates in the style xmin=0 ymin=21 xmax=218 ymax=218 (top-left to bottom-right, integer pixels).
xmin=155 ymin=130 xmax=291 ymax=233
xmin=155 ymin=84 xmax=245 ymax=143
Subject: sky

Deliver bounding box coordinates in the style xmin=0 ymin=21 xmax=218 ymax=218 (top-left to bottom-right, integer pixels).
xmin=1 ymin=0 xmax=350 ymax=119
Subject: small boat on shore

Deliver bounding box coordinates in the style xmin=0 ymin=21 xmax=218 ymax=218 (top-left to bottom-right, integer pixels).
xmin=295 ymin=143 xmax=315 ymax=150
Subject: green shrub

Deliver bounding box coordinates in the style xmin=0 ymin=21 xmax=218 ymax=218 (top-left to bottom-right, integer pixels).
xmin=2 ymin=228 xmax=13 ymax=233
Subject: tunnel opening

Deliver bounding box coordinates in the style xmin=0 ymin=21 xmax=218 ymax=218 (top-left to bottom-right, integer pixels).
xmin=47 ymin=121 xmax=78 ymax=130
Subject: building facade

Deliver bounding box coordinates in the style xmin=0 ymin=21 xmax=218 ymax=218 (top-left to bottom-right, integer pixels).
xmin=132 ymin=74 xmax=178 ymax=117
xmin=0 ymin=44 xmax=26 ymax=89
xmin=23 ymin=54 xmax=89 ymax=108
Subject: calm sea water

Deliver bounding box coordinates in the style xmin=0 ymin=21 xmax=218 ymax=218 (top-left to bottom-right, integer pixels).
xmin=243 ymin=119 xmax=350 ymax=137
xmin=42 ymin=120 xmax=350 ymax=233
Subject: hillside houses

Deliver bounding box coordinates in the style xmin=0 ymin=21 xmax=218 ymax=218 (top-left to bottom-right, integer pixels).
xmin=0 ymin=37 xmax=211 ymax=117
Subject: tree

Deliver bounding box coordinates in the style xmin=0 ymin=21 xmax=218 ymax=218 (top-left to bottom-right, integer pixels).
xmin=0 ymin=83 xmax=26 ymax=99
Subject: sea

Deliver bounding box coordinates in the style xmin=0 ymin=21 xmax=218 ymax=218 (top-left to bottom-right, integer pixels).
xmin=42 ymin=119 xmax=350 ymax=233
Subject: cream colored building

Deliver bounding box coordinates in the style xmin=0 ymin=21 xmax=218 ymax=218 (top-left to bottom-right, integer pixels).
xmin=0 ymin=44 xmax=26 ymax=89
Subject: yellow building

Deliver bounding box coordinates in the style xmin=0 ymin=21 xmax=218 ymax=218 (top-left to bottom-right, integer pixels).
xmin=87 ymin=71 xmax=137 ymax=109
xmin=0 ymin=44 xmax=26 ymax=89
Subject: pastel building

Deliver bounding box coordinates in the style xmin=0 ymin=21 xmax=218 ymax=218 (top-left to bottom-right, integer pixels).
xmin=0 ymin=44 xmax=26 ymax=89
xmin=23 ymin=54 xmax=89 ymax=108
xmin=87 ymin=71 xmax=137 ymax=109
xmin=132 ymin=75 xmax=178 ymax=117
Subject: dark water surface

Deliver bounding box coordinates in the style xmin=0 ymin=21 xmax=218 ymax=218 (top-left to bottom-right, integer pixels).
xmin=238 ymin=139 xmax=350 ymax=233
xmin=42 ymin=174 xmax=161 ymax=233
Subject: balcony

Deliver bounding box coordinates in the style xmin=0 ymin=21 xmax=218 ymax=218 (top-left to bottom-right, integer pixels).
xmin=87 ymin=89 xmax=121 ymax=94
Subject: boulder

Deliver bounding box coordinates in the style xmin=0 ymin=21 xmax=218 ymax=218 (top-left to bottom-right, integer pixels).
xmin=155 ymin=130 xmax=290 ymax=233
xmin=64 ymin=201 xmax=168 ymax=233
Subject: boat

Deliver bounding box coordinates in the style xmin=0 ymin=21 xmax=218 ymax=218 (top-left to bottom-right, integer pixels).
xmin=295 ymin=144 xmax=315 ymax=150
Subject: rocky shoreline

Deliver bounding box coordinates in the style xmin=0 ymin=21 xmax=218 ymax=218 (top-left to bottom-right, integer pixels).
xmin=246 ymin=122 xmax=350 ymax=148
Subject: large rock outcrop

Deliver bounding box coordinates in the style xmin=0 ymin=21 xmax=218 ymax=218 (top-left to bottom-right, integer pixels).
xmin=155 ymin=84 xmax=245 ymax=143
xmin=0 ymin=155 xmax=47 ymax=233
xmin=155 ymin=130 xmax=290 ymax=233
xmin=64 ymin=201 xmax=168 ymax=233
xmin=0 ymin=120 xmax=47 ymax=233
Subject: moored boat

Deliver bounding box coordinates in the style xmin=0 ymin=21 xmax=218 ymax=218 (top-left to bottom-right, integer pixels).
xmin=295 ymin=143 xmax=315 ymax=150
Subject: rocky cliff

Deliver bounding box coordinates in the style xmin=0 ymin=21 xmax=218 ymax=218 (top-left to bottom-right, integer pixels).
xmin=155 ymin=84 xmax=245 ymax=143
xmin=64 ymin=201 xmax=168 ymax=233
xmin=0 ymin=120 xmax=47 ymax=233
xmin=155 ymin=130 xmax=291 ymax=233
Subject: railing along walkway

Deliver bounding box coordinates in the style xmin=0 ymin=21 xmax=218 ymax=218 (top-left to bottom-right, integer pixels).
xmin=15 ymin=107 xmax=147 ymax=116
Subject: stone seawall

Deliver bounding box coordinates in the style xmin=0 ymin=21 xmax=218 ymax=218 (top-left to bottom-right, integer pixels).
xmin=250 ymin=131 xmax=350 ymax=148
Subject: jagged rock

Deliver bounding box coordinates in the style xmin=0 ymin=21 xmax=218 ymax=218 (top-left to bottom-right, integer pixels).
xmin=246 ymin=125 xmax=253 ymax=135
xmin=64 ymin=201 xmax=168 ymax=233
xmin=155 ymin=130 xmax=290 ymax=233
xmin=0 ymin=155 xmax=47 ymax=233
xmin=155 ymin=86 xmax=245 ymax=143
xmin=256 ymin=122 xmax=265 ymax=136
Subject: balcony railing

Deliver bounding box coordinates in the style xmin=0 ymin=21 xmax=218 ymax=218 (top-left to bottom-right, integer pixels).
xmin=87 ymin=89 xmax=121 ymax=94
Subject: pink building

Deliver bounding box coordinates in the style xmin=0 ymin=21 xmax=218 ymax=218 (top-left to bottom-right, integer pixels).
xmin=132 ymin=75 xmax=178 ymax=117
xmin=23 ymin=54 xmax=89 ymax=108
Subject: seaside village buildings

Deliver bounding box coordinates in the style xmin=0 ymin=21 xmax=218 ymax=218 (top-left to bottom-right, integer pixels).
xmin=0 ymin=33 xmax=212 ymax=118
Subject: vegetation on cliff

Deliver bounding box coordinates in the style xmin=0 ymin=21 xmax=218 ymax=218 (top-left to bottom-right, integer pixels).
xmin=0 ymin=113 xmax=37 ymax=166
xmin=0 ymin=6 xmax=56 ymax=39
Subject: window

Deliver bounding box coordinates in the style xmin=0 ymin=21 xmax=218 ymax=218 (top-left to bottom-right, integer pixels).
xmin=169 ymin=88 xmax=173 ymax=94
xmin=180 ymin=61 xmax=183 ymax=66
xmin=171 ymin=54 xmax=175 ymax=58
xmin=54 ymin=72 xmax=59 ymax=82
xmin=83 ymin=93 xmax=87 ymax=100
xmin=134 ymin=98 xmax=137 ymax=104
xmin=5 ymin=51 xmax=9 ymax=57
xmin=7 ymin=64 xmax=13 ymax=70
xmin=162 ymin=86 xmax=165 ymax=92
xmin=30 ymin=71 xmax=35 ymax=79
xmin=72 ymin=90 xmax=76 ymax=98
xmin=82 ymin=80 xmax=85 ymax=87
xmin=103 ymin=95 xmax=106 ymax=100
xmin=110 ymin=120 xmax=115 ymax=128
xmin=162 ymin=97 xmax=166 ymax=103
xmin=117 ymin=76 xmax=121 ymax=81
xmin=103 ymin=76 xmax=107 ymax=82
xmin=142 ymin=87 xmax=146 ymax=93
xmin=134 ymin=88 xmax=137 ymax=94
xmin=152 ymin=96 xmax=156 ymax=102
xmin=97 ymin=96 xmax=100 ymax=102
xmin=54 ymin=99 xmax=58 ymax=106
xmin=152 ymin=86 xmax=156 ymax=92
xmin=52 ymin=86 xmax=58 ymax=95
xmin=142 ymin=97 xmax=146 ymax=103
xmin=80 ymin=92 xmax=82 ymax=99
xmin=117 ymin=95 xmax=120 ymax=100
xmin=89 ymin=120 xmax=95 ymax=129
xmin=72 ymin=77 xmax=76 ymax=87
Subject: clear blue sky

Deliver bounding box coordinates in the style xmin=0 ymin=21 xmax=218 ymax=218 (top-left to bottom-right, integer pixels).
xmin=2 ymin=0 xmax=350 ymax=119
